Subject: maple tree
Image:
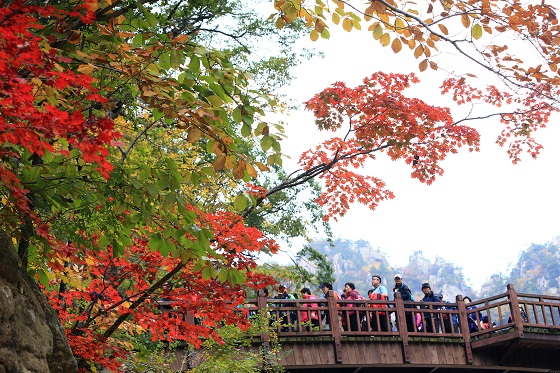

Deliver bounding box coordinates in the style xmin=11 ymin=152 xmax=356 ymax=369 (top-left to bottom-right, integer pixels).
xmin=272 ymin=0 xmax=560 ymax=163
xmin=4 ymin=0 xmax=560 ymax=371
xmin=0 ymin=0 xmax=314 ymax=371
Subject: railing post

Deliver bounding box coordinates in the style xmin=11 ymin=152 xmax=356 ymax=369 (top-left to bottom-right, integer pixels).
xmin=326 ymin=290 xmax=343 ymax=364
xmin=257 ymin=289 xmax=271 ymax=353
xmin=394 ymin=292 xmax=411 ymax=363
xmin=456 ymin=294 xmax=473 ymax=365
xmin=507 ymin=283 xmax=524 ymax=334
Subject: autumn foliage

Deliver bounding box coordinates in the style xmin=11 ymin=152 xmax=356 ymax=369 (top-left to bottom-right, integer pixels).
xmin=3 ymin=0 xmax=560 ymax=371
xmin=46 ymin=208 xmax=277 ymax=371
xmin=299 ymin=72 xmax=480 ymax=219
xmin=0 ymin=2 xmax=118 ymax=216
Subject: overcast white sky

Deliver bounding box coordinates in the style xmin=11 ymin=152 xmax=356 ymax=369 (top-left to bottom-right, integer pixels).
xmin=272 ymin=24 xmax=560 ymax=290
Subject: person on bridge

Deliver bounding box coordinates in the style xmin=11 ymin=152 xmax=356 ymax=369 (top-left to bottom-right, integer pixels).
xmin=369 ymin=275 xmax=389 ymax=332
xmin=421 ymin=283 xmax=441 ymax=333
xmin=274 ymin=285 xmax=296 ymax=332
xmin=463 ymin=296 xmax=482 ymax=333
xmin=321 ymin=282 xmax=344 ymax=331
xmin=343 ymin=282 xmax=363 ymax=331
xmin=300 ymin=287 xmax=320 ymax=331
xmin=393 ymin=274 xmax=416 ymax=332
xmin=438 ymin=293 xmax=459 ymax=334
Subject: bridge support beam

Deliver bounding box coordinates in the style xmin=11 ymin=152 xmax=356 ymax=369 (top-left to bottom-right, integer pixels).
xmin=456 ymin=294 xmax=473 ymax=365
xmin=394 ymin=292 xmax=411 ymax=363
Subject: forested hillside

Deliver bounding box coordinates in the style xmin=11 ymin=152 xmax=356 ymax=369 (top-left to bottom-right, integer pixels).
xmin=310 ymin=237 xmax=560 ymax=300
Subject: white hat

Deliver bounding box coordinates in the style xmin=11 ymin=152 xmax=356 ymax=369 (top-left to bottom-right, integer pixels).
xmin=394 ymin=274 xmax=403 ymax=279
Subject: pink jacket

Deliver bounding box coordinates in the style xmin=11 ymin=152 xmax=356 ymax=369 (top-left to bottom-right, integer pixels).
xmin=301 ymin=294 xmax=319 ymax=322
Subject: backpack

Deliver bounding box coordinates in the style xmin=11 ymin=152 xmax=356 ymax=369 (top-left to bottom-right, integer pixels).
xmin=400 ymin=285 xmax=414 ymax=301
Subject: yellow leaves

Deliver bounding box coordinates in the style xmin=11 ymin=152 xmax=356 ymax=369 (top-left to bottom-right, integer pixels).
xmin=391 ymin=38 xmax=402 ymax=53
xmin=380 ymin=33 xmax=391 ymax=47
xmin=332 ymin=12 xmax=341 ymax=25
xmin=371 ymin=23 xmax=383 ymax=40
xmin=77 ymin=64 xmax=96 ymax=75
xmin=342 ymin=18 xmax=353 ymax=32
xmin=310 ymin=29 xmax=319 ymax=41
xmin=275 ymin=16 xmax=286 ymax=29
xmin=471 ymin=24 xmax=483 ymax=40
xmin=246 ymin=162 xmax=257 ymax=178
xmin=407 ymin=39 xmax=416 ymax=49
xmin=419 ymin=58 xmax=428 ymax=72
xmin=224 ymin=155 xmax=236 ymax=170
xmin=394 ymin=18 xmax=405 ymax=33
xmin=255 ymin=162 xmax=270 ymax=172
xmin=438 ymin=24 xmax=449 ymax=35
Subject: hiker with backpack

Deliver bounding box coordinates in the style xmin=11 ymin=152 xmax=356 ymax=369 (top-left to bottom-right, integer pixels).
xmin=393 ymin=274 xmax=416 ymax=332
xmin=368 ymin=275 xmax=390 ymax=332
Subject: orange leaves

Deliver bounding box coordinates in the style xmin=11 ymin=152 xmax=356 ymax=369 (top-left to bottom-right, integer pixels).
xmin=391 ymin=38 xmax=403 ymax=53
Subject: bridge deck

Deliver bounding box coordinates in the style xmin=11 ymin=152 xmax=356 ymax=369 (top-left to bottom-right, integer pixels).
xmin=175 ymin=284 xmax=560 ymax=371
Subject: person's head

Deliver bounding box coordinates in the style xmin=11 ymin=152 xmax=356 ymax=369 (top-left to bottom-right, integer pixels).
xmin=301 ymin=287 xmax=312 ymax=299
xmin=437 ymin=293 xmax=443 ymax=301
xmin=344 ymin=282 xmax=355 ymax=292
xmin=463 ymin=296 xmax=472 ymax=304
xmin=278 ymin=284 xmax=286 ymax=293
xmin=394 ymin=274 xmax=403 ymax=285
xmin=368 ymin=289 xmax=374 ymax=296
xmin=321 ymin=282 xmax=333 ymax=294
xmin=371 ymin=275 xmax=382 ymax=286
xmin=421 ymin=283 xmax=431 ymax=294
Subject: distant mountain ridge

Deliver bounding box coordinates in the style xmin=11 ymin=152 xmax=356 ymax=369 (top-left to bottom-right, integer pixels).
xmin=309 ymin=238 xmax=474 ymax=300
xmin=309 ymin=236 xmax=560 ymax=299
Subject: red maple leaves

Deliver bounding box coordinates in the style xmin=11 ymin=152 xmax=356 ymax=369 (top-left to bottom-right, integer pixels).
xmin=0 ymin=2 xmax=119 ymax=216
xmin=302 ymin=72 xmax=481 ymax=220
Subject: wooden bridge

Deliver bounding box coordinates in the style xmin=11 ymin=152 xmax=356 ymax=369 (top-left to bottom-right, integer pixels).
xmin=176 ymin=284 xmax=560 ymax=372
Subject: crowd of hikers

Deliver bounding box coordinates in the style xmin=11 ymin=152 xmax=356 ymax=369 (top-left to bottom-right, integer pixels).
xmin=267 ymin=274 xmax=516 ymax=334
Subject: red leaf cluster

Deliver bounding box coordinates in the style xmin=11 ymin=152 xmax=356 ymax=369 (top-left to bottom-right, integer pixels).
xmin=45 ymin=208 xmax=276 ymax=371
xmin=303 ymin=72 xmax=481 ymax=219
xmin=0 ymin=2 xmax=120 ymax=215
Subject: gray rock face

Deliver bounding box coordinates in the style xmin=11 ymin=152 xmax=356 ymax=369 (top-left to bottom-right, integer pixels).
xmin=0 ymin=232 xmax=77 ymax=373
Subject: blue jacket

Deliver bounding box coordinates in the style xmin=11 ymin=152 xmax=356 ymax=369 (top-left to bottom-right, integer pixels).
xmin=421 ymin=291 xmax=440 ymax=319
xmin=466 ymin=305 xmax=481 ymax=332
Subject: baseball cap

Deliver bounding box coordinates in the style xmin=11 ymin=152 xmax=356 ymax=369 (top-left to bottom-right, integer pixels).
xmin=394 ymin=274 xmax=403 ymax=279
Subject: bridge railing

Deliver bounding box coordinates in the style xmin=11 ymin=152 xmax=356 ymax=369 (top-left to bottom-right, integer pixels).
xmin=243 ymin=284 xmax=560 ymax=341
